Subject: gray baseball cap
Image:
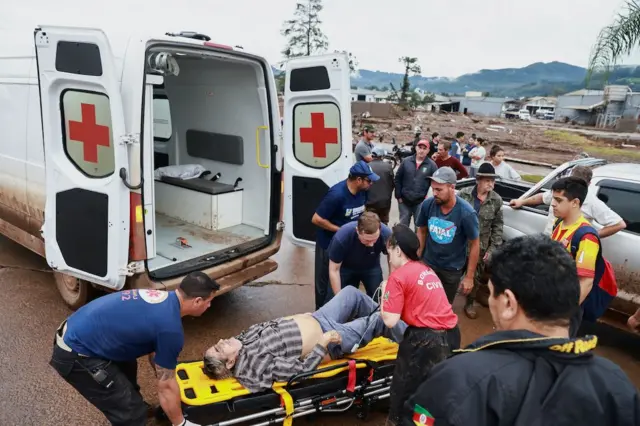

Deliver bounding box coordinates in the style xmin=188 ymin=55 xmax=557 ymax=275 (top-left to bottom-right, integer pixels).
xmin=430 ymin=167 xmax=457 ymax=185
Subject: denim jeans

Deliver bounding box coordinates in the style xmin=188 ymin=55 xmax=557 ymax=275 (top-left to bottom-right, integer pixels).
xmin=339 ymin=266 xmax=384 ymax=302
xmin=312 ymin=286 xmax=407 ymax=360
xmin=398 ymin=201 xmax=422 ymax=230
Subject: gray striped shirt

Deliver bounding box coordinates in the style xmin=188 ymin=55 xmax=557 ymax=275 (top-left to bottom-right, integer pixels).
xmin=233 ymin=318 xmax=327 ymax=392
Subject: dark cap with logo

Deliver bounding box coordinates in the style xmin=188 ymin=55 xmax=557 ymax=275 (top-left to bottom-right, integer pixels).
xmin=390 ymin=224 xmax=420 ymax=261
xmin=429 ymin=167 xmax=457 ymax=185
xmin=349 ymin=160 xmax=380 ymax=181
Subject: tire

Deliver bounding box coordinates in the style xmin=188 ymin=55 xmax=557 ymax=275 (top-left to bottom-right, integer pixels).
xmin=54 ymin=272 xmax=95 ymax=311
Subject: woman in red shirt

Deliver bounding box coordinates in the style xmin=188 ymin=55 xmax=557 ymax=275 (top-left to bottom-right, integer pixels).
xmin=381 ymin=224 xmax=460 ymax=425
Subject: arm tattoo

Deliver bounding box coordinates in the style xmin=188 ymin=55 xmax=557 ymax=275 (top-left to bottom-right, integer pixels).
xmin=155 ymin=365 xmax=175 ymax=381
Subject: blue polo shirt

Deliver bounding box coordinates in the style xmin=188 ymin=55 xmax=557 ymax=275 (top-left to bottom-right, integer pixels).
xmin=416 ymin=195 xmax=479 ymax=271
xmin=328 ymin=221 xmax=392 ymax=270
xmin=315 ymin=180 xmax=367 ymax=250
xmin=63 ymin=289 xmax=184 ymax=369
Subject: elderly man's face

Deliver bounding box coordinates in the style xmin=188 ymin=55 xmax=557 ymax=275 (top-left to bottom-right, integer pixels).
xmin=205 ymin=338 xmax=243 ymax=369
xmin=476 ymin=177 xmax=495 ymax=194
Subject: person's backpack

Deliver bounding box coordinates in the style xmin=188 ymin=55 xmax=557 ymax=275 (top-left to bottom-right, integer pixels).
xmin=553 ymin=219 xmax=618 ymax=321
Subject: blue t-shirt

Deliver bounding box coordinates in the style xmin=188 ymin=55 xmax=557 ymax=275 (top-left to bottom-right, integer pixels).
xmin=416 ymin=195 xmax=479 ymax=271
xmin=328 ymin=221 xmax=392 ymax=270
xmin=315 ymin=180 xmax=367 ymax=250
xmin=64 ymin=289 xmax=184 ymax=369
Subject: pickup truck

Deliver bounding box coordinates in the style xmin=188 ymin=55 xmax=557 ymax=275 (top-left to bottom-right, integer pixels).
xmin=453 ymin=158 xmax=640 ymax=325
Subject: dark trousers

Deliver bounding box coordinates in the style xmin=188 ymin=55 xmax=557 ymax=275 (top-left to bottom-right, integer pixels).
xmin=428 ymin=264 xmax=464 ymax=304
xmin=339 ymin=266 xmax=384 ymax=302
xmin=386 ymin=325 xmax=461 ymax=425
xmin=49 ymin=325 xmax=147 ymax=426
xmin=366 ymin=204 xmax=391 ymax=225
xmin=314 ymin=245 xmax=331 ymax=310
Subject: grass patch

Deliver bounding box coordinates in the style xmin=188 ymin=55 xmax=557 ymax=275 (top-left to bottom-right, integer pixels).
xmin=521 ymin=174 xmax=545 ymax=183
xmin=544 ymin=130 xmax=640 ymax=160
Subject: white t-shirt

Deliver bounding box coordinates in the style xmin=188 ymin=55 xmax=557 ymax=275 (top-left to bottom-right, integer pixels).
xmin=493 ymin=161 xmax=521 ymax=181
xmin=541 ymin=187 xmax=623 ymax=235
xmin=469 ymin=146 xmax=486 ymax=168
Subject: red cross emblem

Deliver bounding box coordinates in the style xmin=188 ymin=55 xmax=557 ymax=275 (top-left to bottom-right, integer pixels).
xmin=68 ymin=103 xmax=110 ymax=164
xmin=299 ymin=112 xmax=338 ymax=158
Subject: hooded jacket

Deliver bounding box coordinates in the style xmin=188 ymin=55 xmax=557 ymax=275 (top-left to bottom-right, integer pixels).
xmin=402 ymin=329 xmax=640 ymax=426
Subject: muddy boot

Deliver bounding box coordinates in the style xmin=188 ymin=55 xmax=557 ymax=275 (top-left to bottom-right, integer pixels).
xmin=464 ymin=302 xmax=478 ymax=320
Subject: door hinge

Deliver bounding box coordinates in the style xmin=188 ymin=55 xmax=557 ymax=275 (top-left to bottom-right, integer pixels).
xmin=120 ymin=133 xmax=140 ymax=146
xmin=119 ymin=261 xmax=145 ymax=276
xmin=277 ymin=221 xmax=285 ymax=231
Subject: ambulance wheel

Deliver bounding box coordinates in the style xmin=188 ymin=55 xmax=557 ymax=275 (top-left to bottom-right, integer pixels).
xmin=54 ymin=273 xmax=94 ymax=310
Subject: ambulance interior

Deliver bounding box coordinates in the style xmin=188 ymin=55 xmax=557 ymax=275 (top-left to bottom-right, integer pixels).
xmin=144 ymin=47 xmax=276 ymax=276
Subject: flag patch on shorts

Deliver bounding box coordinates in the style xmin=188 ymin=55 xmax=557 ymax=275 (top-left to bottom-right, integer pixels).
xmin=413 ymin=404 xmax=435 ymax=425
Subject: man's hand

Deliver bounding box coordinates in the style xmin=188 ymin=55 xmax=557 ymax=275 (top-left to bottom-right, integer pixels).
xmin=176 ymin=420 xmax=201 ymax=426
xmin=398 ymin=198 xmax=403 ymax=204
xmin=483 ymin=252 xmax=490 ymax=262
xmin=460 ymin=276 xmax=474 ymax=295
xmin=509 ymin=199 xmax=524 ymax=209
xmin=628 ymin=309 xmax=640 ymax=333
xmin=320 ymin=331 xmax=342 ymax=346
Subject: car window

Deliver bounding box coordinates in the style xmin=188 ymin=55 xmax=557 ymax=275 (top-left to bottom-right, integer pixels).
xmin=153 ymin=96 xmax=172 ymax=141
xmin=596 ymin=181 xmax=640 ymax=234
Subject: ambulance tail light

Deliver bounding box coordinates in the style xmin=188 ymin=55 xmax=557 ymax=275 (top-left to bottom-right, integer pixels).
xmin=129 ymin=192 xmax=147 ymax=261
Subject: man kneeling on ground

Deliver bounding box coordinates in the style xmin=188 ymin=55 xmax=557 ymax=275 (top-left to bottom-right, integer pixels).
xmin=203 ymin=287 xmax=407 ymax=393
xmin=401 ymin=234 xmax=640 ymax=426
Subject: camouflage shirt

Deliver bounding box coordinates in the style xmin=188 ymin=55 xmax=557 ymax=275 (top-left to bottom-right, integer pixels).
xmin=459 ymin=186 xmax=504 ymax=256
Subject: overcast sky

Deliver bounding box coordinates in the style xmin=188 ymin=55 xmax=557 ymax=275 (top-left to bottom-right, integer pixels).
xmin=4 ymin=0 xmax=640 ymax=77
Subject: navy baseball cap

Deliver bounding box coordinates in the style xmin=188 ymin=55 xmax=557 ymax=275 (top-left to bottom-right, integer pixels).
xmin=350 ymin=160 xmax=380 ymax=182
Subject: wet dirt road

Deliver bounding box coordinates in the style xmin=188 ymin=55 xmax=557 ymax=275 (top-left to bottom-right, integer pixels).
xmin=1 ymin=206 xmax=639 ymax=425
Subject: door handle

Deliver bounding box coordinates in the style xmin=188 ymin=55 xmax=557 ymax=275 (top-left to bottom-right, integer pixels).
xmin=119 ymin=168 xmax=143 ymax=190
xmin=256 ymin=125 xmax=269 ymax=169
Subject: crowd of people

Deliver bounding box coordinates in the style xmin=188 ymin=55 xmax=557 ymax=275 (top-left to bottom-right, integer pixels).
xmin=46 ymin=124 xmax=640 ymax=426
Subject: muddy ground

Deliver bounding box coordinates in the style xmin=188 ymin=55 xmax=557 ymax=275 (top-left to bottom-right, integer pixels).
xmin=358 ymin=111 xmax=640 ymax=166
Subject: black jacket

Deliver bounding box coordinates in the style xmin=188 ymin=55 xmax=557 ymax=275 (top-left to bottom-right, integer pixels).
xmin=402 ymin=330 xmax=640 ymax=426
xmin=394 ymin=155 xmax=437 ymax=206
xmin=366 ymin=159 xmax=395 ymax=209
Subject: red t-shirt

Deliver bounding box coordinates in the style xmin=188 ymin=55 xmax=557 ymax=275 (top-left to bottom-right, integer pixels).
xmin=382 ymin=261 xmax=458 ymax=330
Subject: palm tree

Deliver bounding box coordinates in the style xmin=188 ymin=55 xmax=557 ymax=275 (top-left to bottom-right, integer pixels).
xmin=587 ymin=0 xmax=640 ymax=82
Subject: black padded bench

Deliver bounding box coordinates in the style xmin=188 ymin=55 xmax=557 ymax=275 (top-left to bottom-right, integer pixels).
xmin=159 ymin=176 xmax=241 ymax=195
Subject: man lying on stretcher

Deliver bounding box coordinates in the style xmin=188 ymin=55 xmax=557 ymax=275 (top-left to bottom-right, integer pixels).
xmin=203 ymin=286 xmax=407 ymax=393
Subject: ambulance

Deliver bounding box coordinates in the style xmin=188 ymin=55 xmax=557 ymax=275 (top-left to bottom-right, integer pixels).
xmin=0 ymin=25 xmax=352 ymax=309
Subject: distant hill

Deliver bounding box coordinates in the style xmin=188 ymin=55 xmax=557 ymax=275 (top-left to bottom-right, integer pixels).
xmin=349 ymin=62 xmax=640 ymax=97
xmin=273 ymin=61 xmax=640 ymax=97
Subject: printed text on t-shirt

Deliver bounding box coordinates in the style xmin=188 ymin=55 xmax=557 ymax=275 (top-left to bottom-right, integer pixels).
xmin=428 ymin=217 xmax=457 ymax=244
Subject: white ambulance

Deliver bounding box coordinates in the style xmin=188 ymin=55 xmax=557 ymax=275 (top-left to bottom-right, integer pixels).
xmin=0 ymin=26 xmax=352 ymax=309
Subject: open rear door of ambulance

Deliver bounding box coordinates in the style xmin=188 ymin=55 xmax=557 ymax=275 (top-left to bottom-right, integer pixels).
xmin=35 ymin=26 xmax=131 ymax=290
xmin=283 ymin=53 xmax=352 ymax=249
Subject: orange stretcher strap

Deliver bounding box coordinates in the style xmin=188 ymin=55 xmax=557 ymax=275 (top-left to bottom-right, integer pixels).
xmin=346 ymin=360 xmax=357 ymax=393
xmin=274 ymin=386 xmax=294 ymax=426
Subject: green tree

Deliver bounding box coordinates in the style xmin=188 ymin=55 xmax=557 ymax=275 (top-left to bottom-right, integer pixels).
xmin=281 ymin=0 xmax=329 ymax=58
xmin=587 ymin=1 xmax=640 ymax=82
xmin=398 ymin=57 xmax=421 ymax=108
xmin=280 ymin=0 xmax=357 ymax=73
